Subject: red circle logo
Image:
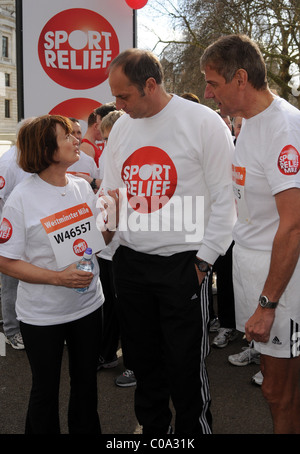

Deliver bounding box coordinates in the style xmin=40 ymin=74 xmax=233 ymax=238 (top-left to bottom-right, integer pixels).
xmin=0 ymin=176 xmax=5 ymax=190
xmin=38 ymin=8 xmax=119 ymax=89
xmin=73 ymin=238 xmax=88 ymax=256
xmin=121 ymin=147 xmax=177 ymax=213
xmin=49 ymin=98 xmax=101 ymax=122
xmin=0 ymin=218 xmax=12 ymax=243
xmin=277 ymin=145 xmax=300 ymax=175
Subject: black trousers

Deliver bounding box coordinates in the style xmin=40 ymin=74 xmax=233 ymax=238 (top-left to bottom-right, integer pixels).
xmin=113 ymin=246 xmax=212 ymax=434
xmin=213 ymin=241 xmax=236 ymax=328
xmin=20 ymin=308 xmax=102 ymax=434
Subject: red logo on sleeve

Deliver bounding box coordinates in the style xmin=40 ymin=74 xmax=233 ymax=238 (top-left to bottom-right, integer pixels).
xmin=0 ymin=176 xmax=5 ymax=189
xmin=0 ymin=218 xmax=12 ymax=243
xmin=278 ymin=145 xmax=300 ymax=175
xmin=121 ymin=146 xmax=177 ymax=213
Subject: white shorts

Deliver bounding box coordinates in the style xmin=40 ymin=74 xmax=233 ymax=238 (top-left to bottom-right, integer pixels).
xmin=233 ymin=243 xmax=300 ymax=358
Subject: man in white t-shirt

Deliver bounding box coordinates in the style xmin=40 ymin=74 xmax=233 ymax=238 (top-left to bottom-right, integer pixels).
xmin=100 ymin=49 xmax=235 ymax=434
xmin=201 ymin=34 xmax=300 ymax=434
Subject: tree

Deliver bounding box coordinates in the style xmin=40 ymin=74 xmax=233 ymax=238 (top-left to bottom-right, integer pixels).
xmin=143 ymin=0 xmax=300 ymax=107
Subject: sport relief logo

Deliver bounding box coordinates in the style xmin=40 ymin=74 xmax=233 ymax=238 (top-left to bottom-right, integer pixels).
xmin=278 ymin=145 xmax=300 ymax=175
xmin=38 ymin=8 xmax=119 ymax=90
xmin=0 ymin=176 xmax=5 ymax=190
xmin=0 ymin=218 xmax=12 ymax=244
xmin=121 ymin=146 xmax=177 ymax=213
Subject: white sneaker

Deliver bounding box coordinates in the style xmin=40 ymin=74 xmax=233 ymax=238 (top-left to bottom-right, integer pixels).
xmin=212 ymin=328 xmax=238 ymax=348
xmin=5 ymin=332 xmax=25 ymax=350
xmin=251 ymin=370 xmax=263 ymax=386
xmin=209 ymin=317 xmax=220 ymax=332
xmin=228 ymin=346 xmax=260 ymax=366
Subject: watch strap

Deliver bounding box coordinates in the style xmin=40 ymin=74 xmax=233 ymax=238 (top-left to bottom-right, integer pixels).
xmin=259 ymin=295 xmax=278 ymax=309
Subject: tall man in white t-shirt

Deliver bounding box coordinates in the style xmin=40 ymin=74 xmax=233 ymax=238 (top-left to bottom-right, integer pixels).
xmin=201 ymin=34 xmax=300 ymax=434
xmin=100 ymin=48 xmax=236 ymax=434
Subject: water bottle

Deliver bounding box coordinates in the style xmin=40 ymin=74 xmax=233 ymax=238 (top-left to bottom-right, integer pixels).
xmin=74 ymin=247 xmax=94 ymax=293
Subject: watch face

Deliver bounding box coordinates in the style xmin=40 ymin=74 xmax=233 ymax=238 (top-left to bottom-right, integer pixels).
xmin=197 ymin=261 xmax=210 ymax=272
xmin=259 ymin=295 xmax=278 ymax=309
xmin=259 ymin=296 xmax=270 ymax=307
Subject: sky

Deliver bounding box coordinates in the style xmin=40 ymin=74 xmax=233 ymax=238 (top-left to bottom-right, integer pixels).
xmin=136 ymin=2 xmax=174 ymax=55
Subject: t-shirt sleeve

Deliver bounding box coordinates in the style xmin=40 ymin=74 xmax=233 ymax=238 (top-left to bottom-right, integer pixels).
xmin=0 ymin=202 xmax=26 ymax=260
xmin=264 ymin=129 xmax=300 ymax=195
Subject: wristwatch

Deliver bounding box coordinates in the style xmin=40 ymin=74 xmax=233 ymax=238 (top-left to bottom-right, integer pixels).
xmin=90 ymin=178 xmax=98 ymax=190
xmin=195 ymin=258 xmax=211 ymax=273
xmin=259 ymin=295 xmax=278 ymax=309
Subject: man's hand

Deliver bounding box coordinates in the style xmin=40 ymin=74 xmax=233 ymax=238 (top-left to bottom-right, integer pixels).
xmin=96 ymin=189 xmax=119 ymax=231
xmin=245 ymin=305 xmax=276 ymax=343
xmin=194 ymin=265 xmax=207 ymax=286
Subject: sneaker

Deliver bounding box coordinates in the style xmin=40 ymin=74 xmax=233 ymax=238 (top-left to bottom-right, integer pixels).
xmin=251 ymin=370 xmax=263 ymax=386
xmin=212 ymin=328 xmax=238 ymax=348
xmin=228 ymin=346 xmax=260 ymax=366
xmin=209 ymin=317 xmax=220 ymax=332
xmin=5 ymin=332 xmax=25 ymax=350
xmin=97 ymin=355 xmax=119 ymax=371
xmin=115 ymin=369 xmax=136 ymax=388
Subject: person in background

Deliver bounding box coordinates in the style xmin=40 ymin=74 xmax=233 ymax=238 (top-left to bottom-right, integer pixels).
xmin=80 ymin=110 xmax=104 ymax=167
xmin=68 ymin=118 xmax=82 ymax=144
xmin=67 ymin=118 xmax=100 ymax=193
xmin=232 ymin=116 xmax=243 ymax=143
xmin=180 ymin=92 xmax=201 ymax=103
xmin=0 ymin=118 xmax=34 ymax=350
xmin=96 ymin=110 xmax=137 ymax=387
xmin=201 ymin=33 xmax=300 ymax=434
xmin=228 ymin=114 xmax=262 ymax=384
xmin=209 ymin=112 xmax=237 ymax=348
xmin=95 ymin=103 xmax=117 ymax=173
xmin=0 ymin=115 xmax=106 ymax=434
xmin=216 ymin=110 xmax=233 ymax=135
xmin=72 ymin=105 xmax=117 ymax=191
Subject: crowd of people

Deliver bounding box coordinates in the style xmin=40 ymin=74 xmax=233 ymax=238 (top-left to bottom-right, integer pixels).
xmin=0 ymin=33 xmax=300 ymax=435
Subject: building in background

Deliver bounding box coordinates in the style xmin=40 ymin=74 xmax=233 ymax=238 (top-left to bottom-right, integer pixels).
xmin=0 ymin=0 xmax=17 ymax=155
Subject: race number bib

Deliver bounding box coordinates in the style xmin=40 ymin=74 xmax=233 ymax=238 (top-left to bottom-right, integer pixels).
xmin=232 ymin=165 xmax=250 ymax=224
xmin=40 ymin=203 xmax=105 ymax=268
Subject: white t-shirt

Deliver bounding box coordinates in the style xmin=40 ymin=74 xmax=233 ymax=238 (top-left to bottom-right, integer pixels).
xmin=232 ymin=97 xmax=300 ymax=251
xmin=0 ymin=146 xmax=30 ymax=218
xmin=98 ymin=147 xmax=106 ymax=180
xmin=67 ymin=150 xmax=99 ymax=179
xmin=0 ymin=174 xmax=104 ymax=325
xmin=101 ymin=94 xmax=236 ymax=264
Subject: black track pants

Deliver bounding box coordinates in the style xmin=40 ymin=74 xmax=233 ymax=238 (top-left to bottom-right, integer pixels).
xmin=113 ymin=246 xmax=212 ymax=435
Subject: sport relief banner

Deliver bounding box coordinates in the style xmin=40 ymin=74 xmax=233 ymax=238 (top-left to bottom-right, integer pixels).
xmin=18 ymin=0 xmax=135 ymax=128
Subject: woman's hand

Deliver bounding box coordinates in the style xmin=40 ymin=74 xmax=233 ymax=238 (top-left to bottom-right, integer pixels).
xmin=57 ymin=263 xmax=94 ymax=289
xmin=0 ymin=257 xmax=94 ymax=289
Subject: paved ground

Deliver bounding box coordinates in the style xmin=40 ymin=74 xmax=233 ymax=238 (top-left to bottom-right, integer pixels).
xmin=0 ymin=323 xmax=273 ymax=435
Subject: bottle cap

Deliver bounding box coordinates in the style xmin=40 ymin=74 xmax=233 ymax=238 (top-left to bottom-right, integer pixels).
xmin=83 ymin=247 xmax=92 ymax=257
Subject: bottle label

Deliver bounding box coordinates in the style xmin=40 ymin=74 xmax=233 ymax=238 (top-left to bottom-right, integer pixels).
xmin=40 ymin=202 xmax=105 ymax=268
